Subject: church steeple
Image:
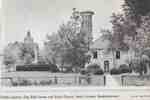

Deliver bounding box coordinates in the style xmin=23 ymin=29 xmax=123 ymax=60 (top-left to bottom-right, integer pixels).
xmin=24 ymin=30 xmax=34 ymax=44
xmin=71 ymin=8 xmax=80 ymax=21
xmin=23 ymin=30 xmax=39 ymax=64
xmin=27 ymin=30 xmax=31 ymax=37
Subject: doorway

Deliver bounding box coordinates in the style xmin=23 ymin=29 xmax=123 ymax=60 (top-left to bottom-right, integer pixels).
xmin=104 ymin=60 xmax=109 ymax=73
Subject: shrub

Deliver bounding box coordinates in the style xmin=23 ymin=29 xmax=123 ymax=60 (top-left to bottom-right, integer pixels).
xmin=110 ymin=68 xmax=120 ymax=75
xmin=86 ymin=63 xmax=101 ymax=73
xmin=119 ymin=64 xmax=132 ymax=73
xmin=11 ymin=78 xmax=20 ymax=86
xmin=94 ymin=68 xmax=104 ymax=75
xmin=50 ymin=64 xmax=59 ymax=72
xmin=19 ymin=79 xmax=32 ymax=86
xmin=39 ymin=80 xmax=52 ymax=85
xmin=12 ymin=81 xmax=18 ymax=86
xmin=80 ymin=69 xmax=88 ymax=75
xmin=16 ymin=64 xmax=59 ymax=72
xmin=129 ymin=57 xmax=147 ymax=75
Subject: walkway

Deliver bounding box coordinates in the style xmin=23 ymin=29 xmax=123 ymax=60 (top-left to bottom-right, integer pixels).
xmin=105 ymin=74 xmax=119 ymax=87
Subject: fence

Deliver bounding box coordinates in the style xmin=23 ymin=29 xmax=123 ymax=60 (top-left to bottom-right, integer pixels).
xmin=1 ymin=72 xmax=106 ymax=86
xmin=3 ymin=72 xmax=150 ymax=86
xmin=121 ymin=75 xmax=150 ymax=86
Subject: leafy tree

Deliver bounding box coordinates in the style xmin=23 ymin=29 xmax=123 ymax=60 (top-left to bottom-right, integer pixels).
xmin=106 ymin=0 xmax=150 ymax=75
xmin=100 ymin=29 xmax=113 ymax=41
xmin=44 ymin=19 xmax=90 ymax=71
xmin=110 ymin=0 xmax=150 ymax=51
xmin=123 ymin=0 xmax=150 ymax=25
xmin=3 ymin=42 xmax=24 ymax=71
xmin=109 ymin=0 xmax=150 ymax=50
xmin=43 ymin=33 xmax=62 ymax=64
xmin=100 ymin=29 xmax=114 ymax=52
xmin=110 ymin=13 xmax=137 ymax=51
xmin=3 ymin=42 xmax=23 ymax=65
xmin=135 ymin=15 xmax=150 ymax=53
xmin=3 ymin=40 xmax=38 ymax=71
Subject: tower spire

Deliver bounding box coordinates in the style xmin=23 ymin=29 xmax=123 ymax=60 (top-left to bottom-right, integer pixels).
xmin=27 ymin=30 xmax=31 ymax=37
xmin=24 ymin=30 xmax=34 ymax=43
xmin=71 ymin=8 xmax=80 ymax=21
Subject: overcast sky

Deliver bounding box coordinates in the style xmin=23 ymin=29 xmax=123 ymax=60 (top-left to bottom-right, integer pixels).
xmin=1 ymin=0 xmax=123 ymax=47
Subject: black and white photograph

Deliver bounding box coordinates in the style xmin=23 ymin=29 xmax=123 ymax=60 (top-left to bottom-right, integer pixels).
xmin=1 ymin=0 xmax=150 ymax=87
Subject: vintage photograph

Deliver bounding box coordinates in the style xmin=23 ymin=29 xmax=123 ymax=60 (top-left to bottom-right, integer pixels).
xmin=1 ymin=0 xmax=150 ymax=87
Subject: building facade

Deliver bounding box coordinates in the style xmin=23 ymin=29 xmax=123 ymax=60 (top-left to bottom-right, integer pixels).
xmin=80 ymin=11 xmax=94 ymax=43
xmin=89 ymin=36 xmax=135 ymax=72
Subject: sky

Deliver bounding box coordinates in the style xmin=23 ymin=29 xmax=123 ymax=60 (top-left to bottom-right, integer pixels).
xmin=1 ymin=0 xmax=123 ymax=48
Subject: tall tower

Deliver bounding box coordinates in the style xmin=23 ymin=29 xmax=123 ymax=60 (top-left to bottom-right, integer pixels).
xmin=24 ymin=31 xmax=39 ymax=64
xmin=80 ymin=11 xmax=94 ymax=43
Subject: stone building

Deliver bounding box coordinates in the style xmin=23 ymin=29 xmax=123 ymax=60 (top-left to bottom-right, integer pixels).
xmin=90 ymin=37 xmax=114 ymax=72
xmin=89 ymin=35 xmax=135 ymax=72
xmin=70 ymin=8 xmax=94 ymax=45
xmin=80 ymin=10 xmax=94 ymax=44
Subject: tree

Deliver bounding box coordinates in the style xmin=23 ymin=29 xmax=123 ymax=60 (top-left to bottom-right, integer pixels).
xmin=44 ymin=17 xmax=90 ymax=71
xmin=123 ymin=0 xmax=150 ymax=25
xmin=100 ymin=29 xmax=114 ymax=52
xmin=3 ymin=42 xmax=23 ymax=71
xmin=110 ymin=0 xmax=150 ymax=51
xmin=3 ymin=40 xmax=38 ymax=71
xmin=43 ymin=33 xmax=62 ymax=65
xmin=135 ymin=15 xmax=150 ymax=53
xmin=107 ymin=0 xmax=150 ymax=75
xmin=110 ymin=13 xmax=137 ymax=51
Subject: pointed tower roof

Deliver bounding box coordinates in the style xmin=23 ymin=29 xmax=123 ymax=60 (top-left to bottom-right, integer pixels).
xmin=24 ymin=30 xmax=34 ymax=43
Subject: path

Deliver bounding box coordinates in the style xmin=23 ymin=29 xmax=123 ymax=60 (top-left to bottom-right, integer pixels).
xmin=105 ymin=74 xmax=119 ymax=87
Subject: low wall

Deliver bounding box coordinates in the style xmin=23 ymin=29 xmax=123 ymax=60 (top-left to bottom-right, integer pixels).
xmin=122 ymin=75 xmax=150 ymax=86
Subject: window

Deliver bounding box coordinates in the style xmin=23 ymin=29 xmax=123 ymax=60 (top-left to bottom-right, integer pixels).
xmin=93 ymin=51 xmax=97 ymax=59
xmin=116 ymin=51 xmax=120 ymax=59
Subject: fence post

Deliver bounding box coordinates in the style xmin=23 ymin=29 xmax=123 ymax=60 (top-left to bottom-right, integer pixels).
xmin=87 ymin=75 xmax=91 ymax=85
xmin=121 ymin=75 xmax=124 ymax=86
xmin=75 ymin=75 xmax=77 ymax=85
xmin=54 ymin=76 xmax=57 ymax=84
xmin=104 ymin=75 xmax=106 ymax=86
